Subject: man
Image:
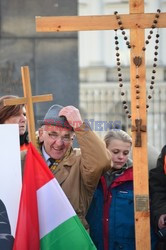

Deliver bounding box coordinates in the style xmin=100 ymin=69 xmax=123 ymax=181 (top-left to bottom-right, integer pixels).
xmin=30 ymin=104 xmax=112 ymax=229
xmin=0 ymin=199 xmax=14 ymax=250
xmin=0 ymin=95 xmax=28 ymax=151
xmin=150 ymin=145 xmax=166 ymax=249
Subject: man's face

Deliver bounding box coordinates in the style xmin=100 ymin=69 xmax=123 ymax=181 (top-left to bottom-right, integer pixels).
xmin=4 ymin=106 xmax=27 ymax=135
xmin=39 ymin=125 xmax=74 ymax=160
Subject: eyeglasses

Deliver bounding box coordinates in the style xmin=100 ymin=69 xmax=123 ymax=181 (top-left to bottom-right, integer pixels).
xmin=47 ymin=132 xmax=73 ymax=143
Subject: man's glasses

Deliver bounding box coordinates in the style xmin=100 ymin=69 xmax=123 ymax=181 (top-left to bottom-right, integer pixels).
xmin=46 ymin=132 xmax=73 ymax=143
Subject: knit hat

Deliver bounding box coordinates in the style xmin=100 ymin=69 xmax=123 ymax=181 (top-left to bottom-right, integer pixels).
xmin=40 ymin=104 xmax=73 ymax=130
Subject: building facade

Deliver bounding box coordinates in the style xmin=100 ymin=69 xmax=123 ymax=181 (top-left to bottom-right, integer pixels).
xmin=78 ymin=0 xmax=166 ymax=151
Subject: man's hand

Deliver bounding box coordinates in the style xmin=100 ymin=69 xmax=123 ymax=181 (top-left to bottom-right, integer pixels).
xmin=158 ymin=214 xmax=166 ymax=229
xmin=59 ymin=106 xmax=83 ymax=129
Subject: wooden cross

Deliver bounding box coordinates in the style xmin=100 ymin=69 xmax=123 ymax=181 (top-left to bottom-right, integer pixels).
xmin=3 ymin=66 xmax=53 ymax=148
xmin=35 ymin=1 xmax=166 ymax=249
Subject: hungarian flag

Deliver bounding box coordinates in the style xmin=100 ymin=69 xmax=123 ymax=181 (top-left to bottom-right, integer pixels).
xmin=13 ymin=143 xmax=96 ymax=250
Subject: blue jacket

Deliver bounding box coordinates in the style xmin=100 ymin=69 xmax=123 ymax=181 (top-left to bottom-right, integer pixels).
xmin=86 ymin=164 xmax=158 ymax=250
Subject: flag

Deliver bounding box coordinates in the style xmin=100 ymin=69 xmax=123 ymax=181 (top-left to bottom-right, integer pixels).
xmin=13 ymin=143 xmax=96 ymax=250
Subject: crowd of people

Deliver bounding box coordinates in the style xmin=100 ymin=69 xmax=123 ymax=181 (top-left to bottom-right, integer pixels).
xmin=0 ymin=94 xmax=165 ymax=250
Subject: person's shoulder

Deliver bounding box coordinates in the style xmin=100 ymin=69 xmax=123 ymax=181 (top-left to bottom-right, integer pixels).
xmin=160 ymin=145 xmax=166 ymax=155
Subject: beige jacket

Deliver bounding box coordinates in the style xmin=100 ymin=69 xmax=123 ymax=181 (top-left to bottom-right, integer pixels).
xmin=21 ymin=123 xmax=112 ymax=229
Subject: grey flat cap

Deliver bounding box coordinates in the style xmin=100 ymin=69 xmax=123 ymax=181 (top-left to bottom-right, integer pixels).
xmin=40 ymin=104 xmax=73 ymax=130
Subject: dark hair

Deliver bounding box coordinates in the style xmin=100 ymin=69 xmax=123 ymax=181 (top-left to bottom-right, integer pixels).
xmin=0 ymin=95 xmax=23 ymax=124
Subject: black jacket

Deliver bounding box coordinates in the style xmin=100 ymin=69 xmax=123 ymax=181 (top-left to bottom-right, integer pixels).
xmin=149 ymin=145 xmax=166 ymax=230
xmin=0 ymin=199 xmax=14 ymax=250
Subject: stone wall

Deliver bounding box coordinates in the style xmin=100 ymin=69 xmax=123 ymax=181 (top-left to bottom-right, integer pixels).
xmin=0 ymin=0 xmax=78 ymax=126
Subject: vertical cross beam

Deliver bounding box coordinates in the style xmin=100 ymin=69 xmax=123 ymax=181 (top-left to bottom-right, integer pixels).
xmin=129 ymin=2 xmax=150 ymax=249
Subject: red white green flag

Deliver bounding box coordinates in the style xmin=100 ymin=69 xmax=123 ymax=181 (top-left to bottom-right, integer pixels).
xmin=13 ymin=143 xmax=96 ymax=250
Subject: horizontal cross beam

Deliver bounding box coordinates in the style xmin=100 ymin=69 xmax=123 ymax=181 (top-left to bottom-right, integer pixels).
xmin=4 ymin=95 xmax=53 ymax=106
xmin=36 ymin=12 xmax=166 ymax=32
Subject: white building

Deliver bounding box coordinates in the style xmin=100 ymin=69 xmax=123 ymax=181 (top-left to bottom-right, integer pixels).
xmin=78 ymin=0 xmax=166 ymax=151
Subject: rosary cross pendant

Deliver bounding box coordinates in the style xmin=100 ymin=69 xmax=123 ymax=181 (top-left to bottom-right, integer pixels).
xmin=131 ymin=119 xmax=146 ymax=147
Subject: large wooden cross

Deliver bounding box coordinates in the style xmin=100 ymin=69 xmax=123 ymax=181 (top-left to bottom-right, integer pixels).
xmin=35 ymin=1 xmax=166 ymax=249
xmin=3 ymin=66 xmax=53 ymax=148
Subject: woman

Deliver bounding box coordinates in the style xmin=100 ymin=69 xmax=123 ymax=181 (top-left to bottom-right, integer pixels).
xmin=0 ymin=95 xmax=29 ymax=151
xmin=86 ymin=129 xmax=157 ymax=250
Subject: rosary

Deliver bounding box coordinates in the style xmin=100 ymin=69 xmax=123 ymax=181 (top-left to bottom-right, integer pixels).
xmin=113 ymin=9 xmax=161 ymax=146
xmin=114 ymin=9 xmax=161 ymax=120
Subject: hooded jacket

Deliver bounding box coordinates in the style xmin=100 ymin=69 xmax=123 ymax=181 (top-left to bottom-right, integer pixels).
xmin=87 ymin=159 xmax=157 ymax=250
